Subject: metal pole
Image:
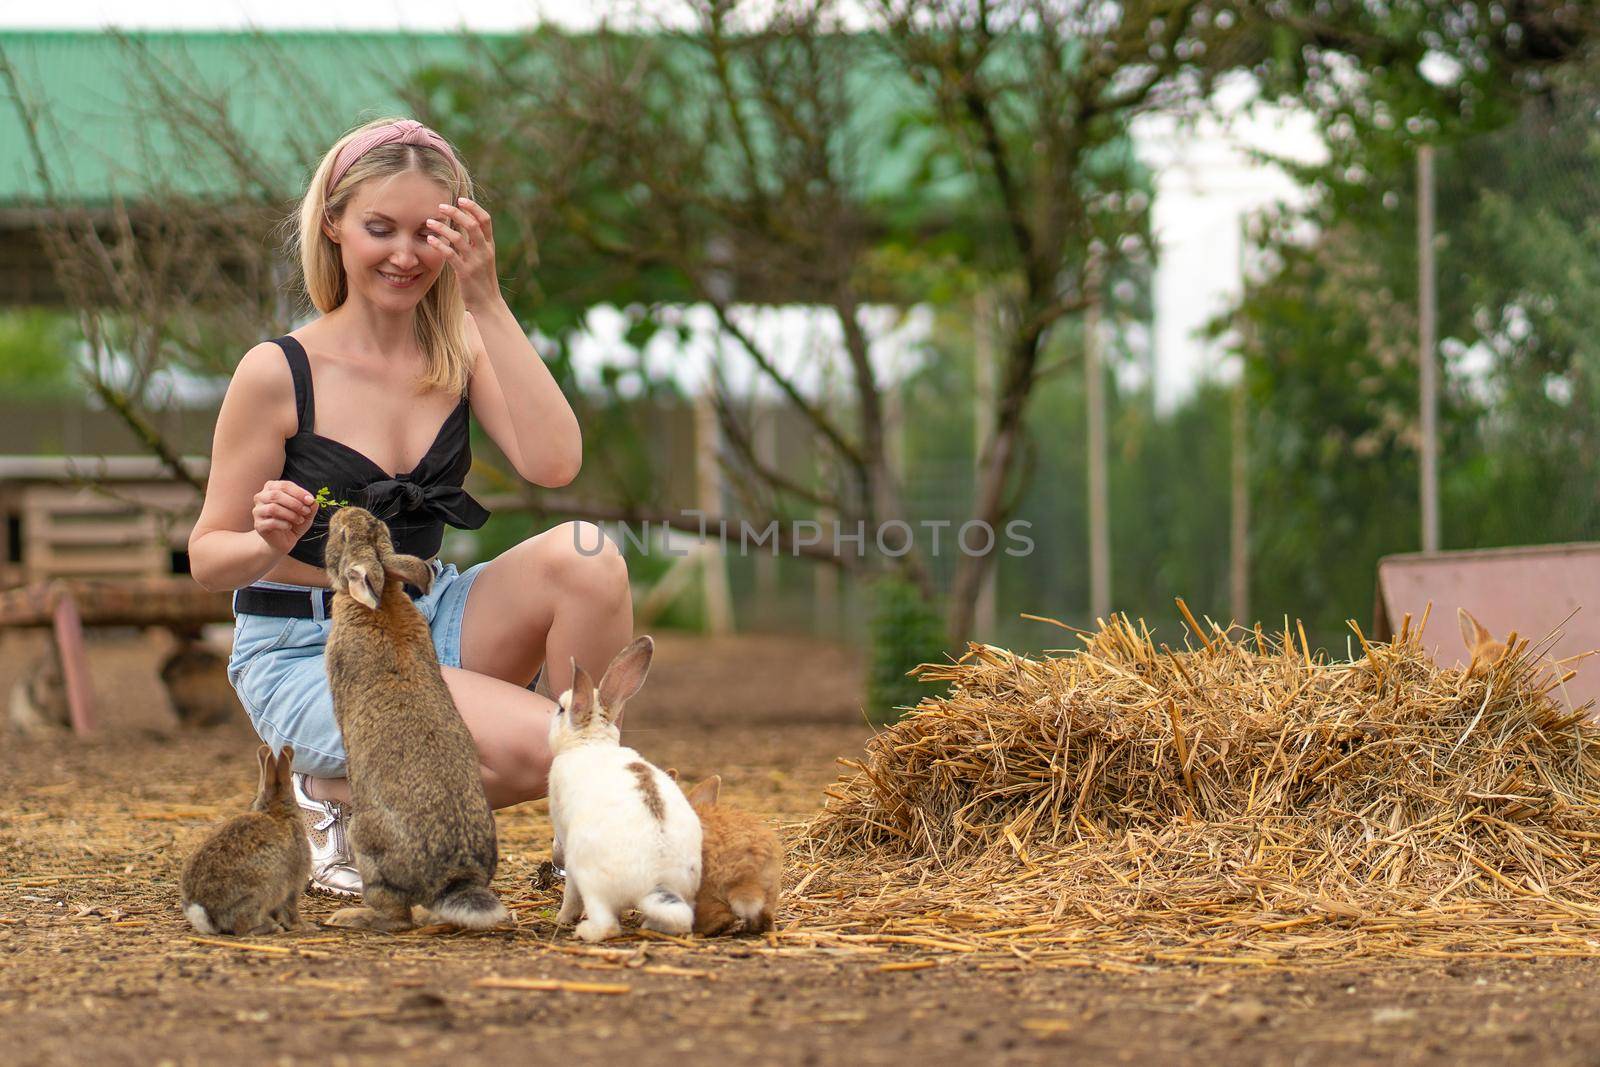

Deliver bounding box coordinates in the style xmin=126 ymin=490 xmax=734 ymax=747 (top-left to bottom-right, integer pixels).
xmin=1230 ymin=377 xmax=1250 ymax=624
xmin=693 ymin=388 xmax=733 ymax=635
xmin=973 ymin=291 xmax=997 ymax=637
xmin=1230 ymin=217 xmax=1251 ymax=624
xmin=813 ymin=362 xmax=838 ymax=632
xmin=1086 ymin=263 xmax=1110 ymax=622
xmin=752 ymin=403 xmax=778 ymax=620
xmin=1418 ymin=143 xmax=1440 ymax=553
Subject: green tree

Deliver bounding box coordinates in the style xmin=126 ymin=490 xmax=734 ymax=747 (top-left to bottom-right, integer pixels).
xmin=0 ymin=309 xmax=78 ymax=397
xmin=1224 ymin=6 xmax=1600 ymax=644
xmin=427 ymin=1 xmax=1261 ymax=649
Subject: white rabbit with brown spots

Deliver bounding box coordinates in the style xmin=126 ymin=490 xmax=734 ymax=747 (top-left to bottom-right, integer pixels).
xmin=547 ymin=636 xmax=701 ymax=942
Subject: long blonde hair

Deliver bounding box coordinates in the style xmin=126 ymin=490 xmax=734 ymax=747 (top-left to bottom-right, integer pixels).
xmin=291 ymin=117 xmax=477 ymax=396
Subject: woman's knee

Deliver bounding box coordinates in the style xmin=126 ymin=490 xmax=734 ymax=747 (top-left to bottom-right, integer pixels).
xmin=481 ymin=732 xmax=551 ymax=806
xmin=545 ymin=521 xmax=630 ymax=603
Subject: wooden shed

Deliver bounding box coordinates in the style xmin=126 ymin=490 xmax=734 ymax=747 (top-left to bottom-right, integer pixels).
xmin=0 ymin=456 xmax=208 ymax=588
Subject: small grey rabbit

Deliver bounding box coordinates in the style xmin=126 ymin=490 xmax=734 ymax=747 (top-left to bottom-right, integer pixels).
xmin=321 ymin=506 xmax=507 ymax=932
xmin=180 ymin=744 xmax=311 ymax=935
xmin=159 ymin=629 xmax=243 ymax=729
xmin=8 ymin=646 xmax=69 ymax=737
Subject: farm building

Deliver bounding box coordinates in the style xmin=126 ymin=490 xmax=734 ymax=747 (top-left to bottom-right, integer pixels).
xmin=0 ymin=455 xmax=207 ymax=585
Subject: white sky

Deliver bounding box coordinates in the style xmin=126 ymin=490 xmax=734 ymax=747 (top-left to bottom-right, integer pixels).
xmin=8 ymin=4 xmax=1327 ymax=407
xmin=1135 ymin=75 xmax=1327 ymax=409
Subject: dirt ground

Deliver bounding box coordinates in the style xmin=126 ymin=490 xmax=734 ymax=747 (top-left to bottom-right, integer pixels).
xmin=8 ymin=630 xmax=1600 ymax=1066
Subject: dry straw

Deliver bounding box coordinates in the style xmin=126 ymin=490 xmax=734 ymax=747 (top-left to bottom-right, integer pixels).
xmin=792 ymin=604 xmax=1600 ymax=965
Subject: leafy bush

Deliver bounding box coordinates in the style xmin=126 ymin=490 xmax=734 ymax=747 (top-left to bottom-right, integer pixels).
xmin=866 ymin=573 xmax=948 ymax=726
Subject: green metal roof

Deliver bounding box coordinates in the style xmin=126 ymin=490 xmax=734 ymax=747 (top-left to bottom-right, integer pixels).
xmin=1 ymin=29 xmax=1015 ymax=211
xmin=0 ymin=30 xmax=511 ymax=202
xmin=1 ymin=29 xmax=1139 ymax=214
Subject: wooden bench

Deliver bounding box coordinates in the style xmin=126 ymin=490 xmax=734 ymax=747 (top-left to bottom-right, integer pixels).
xmin=0 ymin=577 xmax=234 ymax=736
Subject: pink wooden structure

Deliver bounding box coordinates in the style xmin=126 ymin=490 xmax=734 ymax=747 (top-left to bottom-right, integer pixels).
xmin=1373 ymin=542 xmax=1600 ymax=712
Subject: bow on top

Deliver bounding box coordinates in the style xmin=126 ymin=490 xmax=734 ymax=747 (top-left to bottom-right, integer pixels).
xmin=360 ymin=477 xmax=490 ymax=530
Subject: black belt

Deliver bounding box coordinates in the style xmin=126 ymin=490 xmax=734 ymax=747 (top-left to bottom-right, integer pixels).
xmin=234 ymin=582 xmax=424 ymax=619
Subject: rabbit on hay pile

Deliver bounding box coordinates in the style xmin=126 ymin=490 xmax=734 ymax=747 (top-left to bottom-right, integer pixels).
xmin=181 ymin=504 xmax=781 ymax=939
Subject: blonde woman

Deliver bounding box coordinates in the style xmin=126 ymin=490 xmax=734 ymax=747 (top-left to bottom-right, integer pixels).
xmin=189 ymin=118 xmax=632 ymax=896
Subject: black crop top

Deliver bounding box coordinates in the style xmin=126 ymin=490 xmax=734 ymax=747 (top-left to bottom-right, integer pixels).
xmin=271 ymin=335 xmax=490 ymax=568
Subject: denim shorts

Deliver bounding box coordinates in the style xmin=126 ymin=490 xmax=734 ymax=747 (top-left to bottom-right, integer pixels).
xmin=226 ymin=559 xmax=488 ymax=778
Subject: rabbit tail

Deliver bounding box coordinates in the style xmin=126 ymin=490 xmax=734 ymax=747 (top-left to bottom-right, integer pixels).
xmin=182 ymin=901 xmax=217 ymax=935
xmin=728 ymin=880 xmax=774 ymax=932
xmin=639 ymin=887 xmax=694 ymax=935
xmin=430 ymin=881 xmax=509 ymax=930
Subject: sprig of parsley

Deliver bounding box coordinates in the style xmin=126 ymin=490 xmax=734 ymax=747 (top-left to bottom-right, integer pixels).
xmin=314 ymin=486 xmax=350 ymax=509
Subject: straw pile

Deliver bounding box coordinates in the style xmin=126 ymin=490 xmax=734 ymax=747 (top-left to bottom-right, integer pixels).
xmin=793 ymin=607 xmax=1600 ymax=963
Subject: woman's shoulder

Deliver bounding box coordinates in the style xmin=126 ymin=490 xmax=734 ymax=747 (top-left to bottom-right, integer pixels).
xmin=232 ymin=338 xmax=294 ymax=389
xmin=223 ymin=340 xmax=299 ymax=428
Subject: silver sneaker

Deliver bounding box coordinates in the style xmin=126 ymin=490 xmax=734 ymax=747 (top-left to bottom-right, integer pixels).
xmin=291 ymin=772 xmax=363 ymax=898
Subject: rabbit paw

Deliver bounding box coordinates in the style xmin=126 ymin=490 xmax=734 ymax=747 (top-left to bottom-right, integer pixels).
xmin=556 ymin=883 xmax=584 ymax=926
xmin=573 ymin=916 xmax=621 ymax=943
xmin=325 ymin=906 xmax=413 ymax=933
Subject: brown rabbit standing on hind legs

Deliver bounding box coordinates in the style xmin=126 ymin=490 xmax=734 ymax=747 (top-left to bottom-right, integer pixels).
xmin=321 ymin=506 xmax=508 ymax=932
xmin=180 ymin=745 xmax=311 ymax=935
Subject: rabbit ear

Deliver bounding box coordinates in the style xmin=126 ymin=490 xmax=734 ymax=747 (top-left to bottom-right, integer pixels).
xmin=255 ymin=744 xmax=273 ymax=793
xmin=383 ymin=552 xmax=433 ymax=594
xmin=273 ymin=746 xmax=295 ymax=795
xmin=342 ymin=562 xmax=382 ymax=609
xmin=686 ymin=775 xmax=721 ymax=807
xmin=1459 ymin=608 xmax=1491 ymax=650
xmin=597 ymin=636 xmax=654 ymax=722
xmin=567 ymin=660 xmax=597 ymax=728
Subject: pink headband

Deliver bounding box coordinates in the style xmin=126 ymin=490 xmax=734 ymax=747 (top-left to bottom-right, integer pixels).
xmin=326 ymin=119 xmax=462 ymax=196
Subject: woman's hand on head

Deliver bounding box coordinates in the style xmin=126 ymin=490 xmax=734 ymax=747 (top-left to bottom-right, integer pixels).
xmin=428 ymin=196 xmax=501 ymax=311
xmin=253 ymin=480 xmax=317 ymax=557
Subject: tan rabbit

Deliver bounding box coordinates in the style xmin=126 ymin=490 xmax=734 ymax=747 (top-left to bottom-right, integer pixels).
xmin=1459 ymin=608 xmax=1509 ymax=670
xmin=321 ymin=506 xmax=507 ymax=933
xmin=180 ymin=745 xmax=311 ymax=935
xmin=683 ymin=775 xmax=783 ymax=936
xmin=1458 ymin=607 xmax=1592 ymax=698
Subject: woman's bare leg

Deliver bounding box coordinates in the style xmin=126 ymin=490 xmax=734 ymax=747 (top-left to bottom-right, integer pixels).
xmin=450 ymin=520 xmax=633 ymax=807
xmin=442 ymin=667 xmax=558 ymax=808
xmin=455 ymin=520 xmax=634 ymax=698
xmin=299 ymin=673 xmax=557 ymax=810
xmin=302 ymin=775 xmax=352 ymax=804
